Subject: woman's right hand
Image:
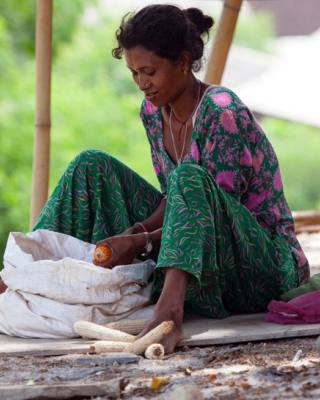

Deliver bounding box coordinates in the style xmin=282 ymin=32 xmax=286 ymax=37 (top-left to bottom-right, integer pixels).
xmin=93 ymin=234 xmax=138 ymax=268
xmin=92 ymin=223 xmax=148 ymax=268
xmin=93 ymin=224 xmax=148 ymax=268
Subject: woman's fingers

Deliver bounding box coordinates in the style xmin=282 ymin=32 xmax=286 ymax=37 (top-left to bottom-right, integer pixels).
xmin=135 ymin=319 xmax=182 ymax=354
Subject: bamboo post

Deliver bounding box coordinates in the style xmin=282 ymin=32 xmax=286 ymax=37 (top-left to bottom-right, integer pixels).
xmin=205 ymin=0 xmax=243 ymax=84
xmin=30 ymin=0 xmax=53 ymax=228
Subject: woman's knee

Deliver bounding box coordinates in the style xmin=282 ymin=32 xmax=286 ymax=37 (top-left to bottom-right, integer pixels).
xmin=67 ymin=149 xmax=117 ymax=173
xmin=170 ymin=162 xmax=209 ymax=188
xmin=74 ymin=149 xmax=112 ymax=165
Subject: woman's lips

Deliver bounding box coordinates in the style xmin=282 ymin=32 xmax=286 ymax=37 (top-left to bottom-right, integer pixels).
xmin=145 ymin=91 xmax=159 ymax=100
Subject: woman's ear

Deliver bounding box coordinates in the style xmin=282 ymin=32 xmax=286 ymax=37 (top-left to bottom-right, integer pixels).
xmin=179 ymin=51 xmax=192 ymax=75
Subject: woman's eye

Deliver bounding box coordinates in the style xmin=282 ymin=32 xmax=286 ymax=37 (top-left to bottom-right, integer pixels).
xmin=145 ymin=71 xmax=155 ymax=76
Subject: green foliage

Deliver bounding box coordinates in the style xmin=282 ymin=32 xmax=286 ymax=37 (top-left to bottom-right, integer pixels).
xmin=0 ymin=0 xmax=93 ymax=57
xmin=263 ymin=118 xmax=320 ymax=211
xmin=234 ymin=11 xmax=275 ymax=51
xmin=49 ymin=19 xmax=156 ymax=187
xmin=0 ymin=15 xmax=33 ymax=257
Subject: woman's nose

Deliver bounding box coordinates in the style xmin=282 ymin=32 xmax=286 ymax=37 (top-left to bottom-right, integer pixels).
xmin=137 ymin=76 xmax=150 ymax=91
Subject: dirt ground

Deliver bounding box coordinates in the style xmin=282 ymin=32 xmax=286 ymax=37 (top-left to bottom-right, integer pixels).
xmin=1 ymin=336 xmax=320 ymax=399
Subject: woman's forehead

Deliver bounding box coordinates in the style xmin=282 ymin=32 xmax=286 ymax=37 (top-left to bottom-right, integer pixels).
xmin=124 ymin=46 xmax=167 ymax=69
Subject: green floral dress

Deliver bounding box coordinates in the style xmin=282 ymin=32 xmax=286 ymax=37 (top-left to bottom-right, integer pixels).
xmin=34 ymin=85 xmax=309 ymax=318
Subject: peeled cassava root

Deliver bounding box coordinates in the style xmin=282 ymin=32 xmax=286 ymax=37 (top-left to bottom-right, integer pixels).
xmin=130 ymin=320 xmax=174 ymax=355
xmin=90 ymin=341 xmax=165 ymax=360
xmin=105 ymin=319 xmax=148 ymax=335
xmin=93 ymin=244 xmax=112 ymax=264
xmin=74 ymin=320 xmax=135 ymax=342
xmin=144 ymin=343 xmax=165 ymax=359
xmin=88 ymin=320 xmax=174 ymax=359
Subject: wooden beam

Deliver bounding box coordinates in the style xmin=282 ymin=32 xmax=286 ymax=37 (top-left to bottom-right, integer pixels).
xmin=0 ymin=381 xmax=121 ymax=400
xmin=293 ymin=210 xmax=320 ymax=233
xmin=30 ymin=0 xmax=53 ymax=228
xmin=293 ymin=210 xmax=320 ymax=226
xmin=205 ymin=0 xmax=243 ymax=84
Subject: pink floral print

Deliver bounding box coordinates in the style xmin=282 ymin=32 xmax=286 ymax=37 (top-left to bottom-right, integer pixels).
xmin=140 ymin=85 xmax=309 ymax=284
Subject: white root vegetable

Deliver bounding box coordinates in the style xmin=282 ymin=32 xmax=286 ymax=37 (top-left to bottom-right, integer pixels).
xmin=90 ymin=320 xmax=174 ymax=357
xmin=91 ymin=341 xmax=165 ymax=359
xmin=105 ymin=319 xmax=148 ymax=335
xmin=89 ymin=340 xmax=128 ymax=353
xmin=129 ymin=320 xmax=174 ymax=355
xmin=74 ymin=320 xmax=135 ymax=342
xmin=144 ymin=343 xmax=165 ymax=360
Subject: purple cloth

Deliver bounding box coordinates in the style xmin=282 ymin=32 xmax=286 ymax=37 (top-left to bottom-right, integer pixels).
xmin=264 ymin=290 xmax=320 ymax=324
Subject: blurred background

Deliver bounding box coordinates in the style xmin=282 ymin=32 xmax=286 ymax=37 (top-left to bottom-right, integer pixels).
xmin=0 ymin=0 xmax=319 ymax=258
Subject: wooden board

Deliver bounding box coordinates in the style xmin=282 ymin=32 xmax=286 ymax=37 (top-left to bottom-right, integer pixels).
xmin=1 ymin=313 xmax=320 ymax=356
xmin=0 ymin=381 xmax=120 ymax=400
xmin=181 ymin=313 xmax=320 ymax=346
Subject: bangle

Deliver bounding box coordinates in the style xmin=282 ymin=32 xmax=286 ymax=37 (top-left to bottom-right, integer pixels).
xmin=141 ymin=231 xmax=153 ymax=258
xmin=135 ymin=222 xmax=148 ymax=233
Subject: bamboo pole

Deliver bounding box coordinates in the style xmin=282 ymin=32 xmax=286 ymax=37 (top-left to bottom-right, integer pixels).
xmin=205 ymin=0 xmax=243 ymax=84
xmin=30 ymin=0 xmax=53 ymax=228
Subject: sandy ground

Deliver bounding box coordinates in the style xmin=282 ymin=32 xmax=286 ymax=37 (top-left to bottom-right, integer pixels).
xmin=1 ymin=336 xmax=320 ymax=399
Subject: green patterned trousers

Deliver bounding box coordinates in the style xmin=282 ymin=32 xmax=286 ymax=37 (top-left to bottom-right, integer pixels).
xmin=34 ymin=150 xmax=298 ymax=318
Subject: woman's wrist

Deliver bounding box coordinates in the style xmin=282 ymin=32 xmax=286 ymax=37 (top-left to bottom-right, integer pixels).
xmin=131 ymin=228 xmax=162 ymax=257
xmin=132 ymin=222 xmax=149 ymax=234
xmin=132 ymin=232 xmax=151 ymax=254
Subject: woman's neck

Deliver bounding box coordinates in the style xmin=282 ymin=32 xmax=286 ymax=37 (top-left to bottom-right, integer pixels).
xmin=166 ymin=76 xmax=200 ymax=122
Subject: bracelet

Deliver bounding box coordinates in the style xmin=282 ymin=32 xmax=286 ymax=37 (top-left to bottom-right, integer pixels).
xmin=135 ymin=222 xmax=148 ymax=233
xmin=141 ymin=231 xmax=153 ymax=258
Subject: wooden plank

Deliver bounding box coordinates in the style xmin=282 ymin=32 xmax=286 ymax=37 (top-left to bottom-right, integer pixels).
xmin=0 ymin=336 xmax=136 ymax=363
xmin=0 ymin=380 xmax=120 ymax=400
xmin=181 ymin=313 xmax=320 ymax=346
xmin=293 ymin=210 xmax=320 ymax=226
xmin=1 ymin=314 xmax=320 ymax=357
xmin=0 ymin=336 xmax=93 ymax=357
xmin=296 ymin=224 xmax=320 ymax=234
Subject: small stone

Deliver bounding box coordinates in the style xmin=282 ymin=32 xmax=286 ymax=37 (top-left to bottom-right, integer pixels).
xmin=165 ymin=384 xmax=204 ymax=400
xmin=292 ymin=349 xmax=303 ymax=362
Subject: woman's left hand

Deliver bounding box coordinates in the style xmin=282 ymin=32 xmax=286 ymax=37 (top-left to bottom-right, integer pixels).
xmin=135 ymin=268 xmax=188 ymax=354
xmin=93 ymin=234 xmax=138 ymax=268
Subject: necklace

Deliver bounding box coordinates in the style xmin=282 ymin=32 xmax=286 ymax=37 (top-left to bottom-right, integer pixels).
xmin=169 ymin=80 xmax=201 ymax=165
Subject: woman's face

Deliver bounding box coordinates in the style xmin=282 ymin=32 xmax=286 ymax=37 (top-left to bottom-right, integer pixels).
xmin=124 ymin=46 xmax=188 ymax=107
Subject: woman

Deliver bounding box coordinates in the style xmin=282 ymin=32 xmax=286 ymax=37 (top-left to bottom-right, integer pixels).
xmin=32 ymin=5 xmax=309 ymax=352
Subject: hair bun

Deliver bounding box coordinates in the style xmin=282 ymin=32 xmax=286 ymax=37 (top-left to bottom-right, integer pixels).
xmin=184 ymin=8 xmax=214 ymax=35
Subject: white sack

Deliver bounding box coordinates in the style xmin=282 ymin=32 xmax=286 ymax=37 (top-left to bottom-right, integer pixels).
xmin=0 ymin=230 xmax=155 ymax=338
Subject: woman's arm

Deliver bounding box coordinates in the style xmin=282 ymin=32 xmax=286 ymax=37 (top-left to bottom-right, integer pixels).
xmin=132 ymin=196 xmax=167 ymax=233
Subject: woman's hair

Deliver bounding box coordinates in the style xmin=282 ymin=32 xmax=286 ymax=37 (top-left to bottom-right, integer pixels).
xmin=112 ymin=5 xmax=214 ymax=72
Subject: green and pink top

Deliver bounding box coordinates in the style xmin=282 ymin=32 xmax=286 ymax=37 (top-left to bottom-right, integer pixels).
xmin=140 ymin=85 xmax=310 ymax=284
